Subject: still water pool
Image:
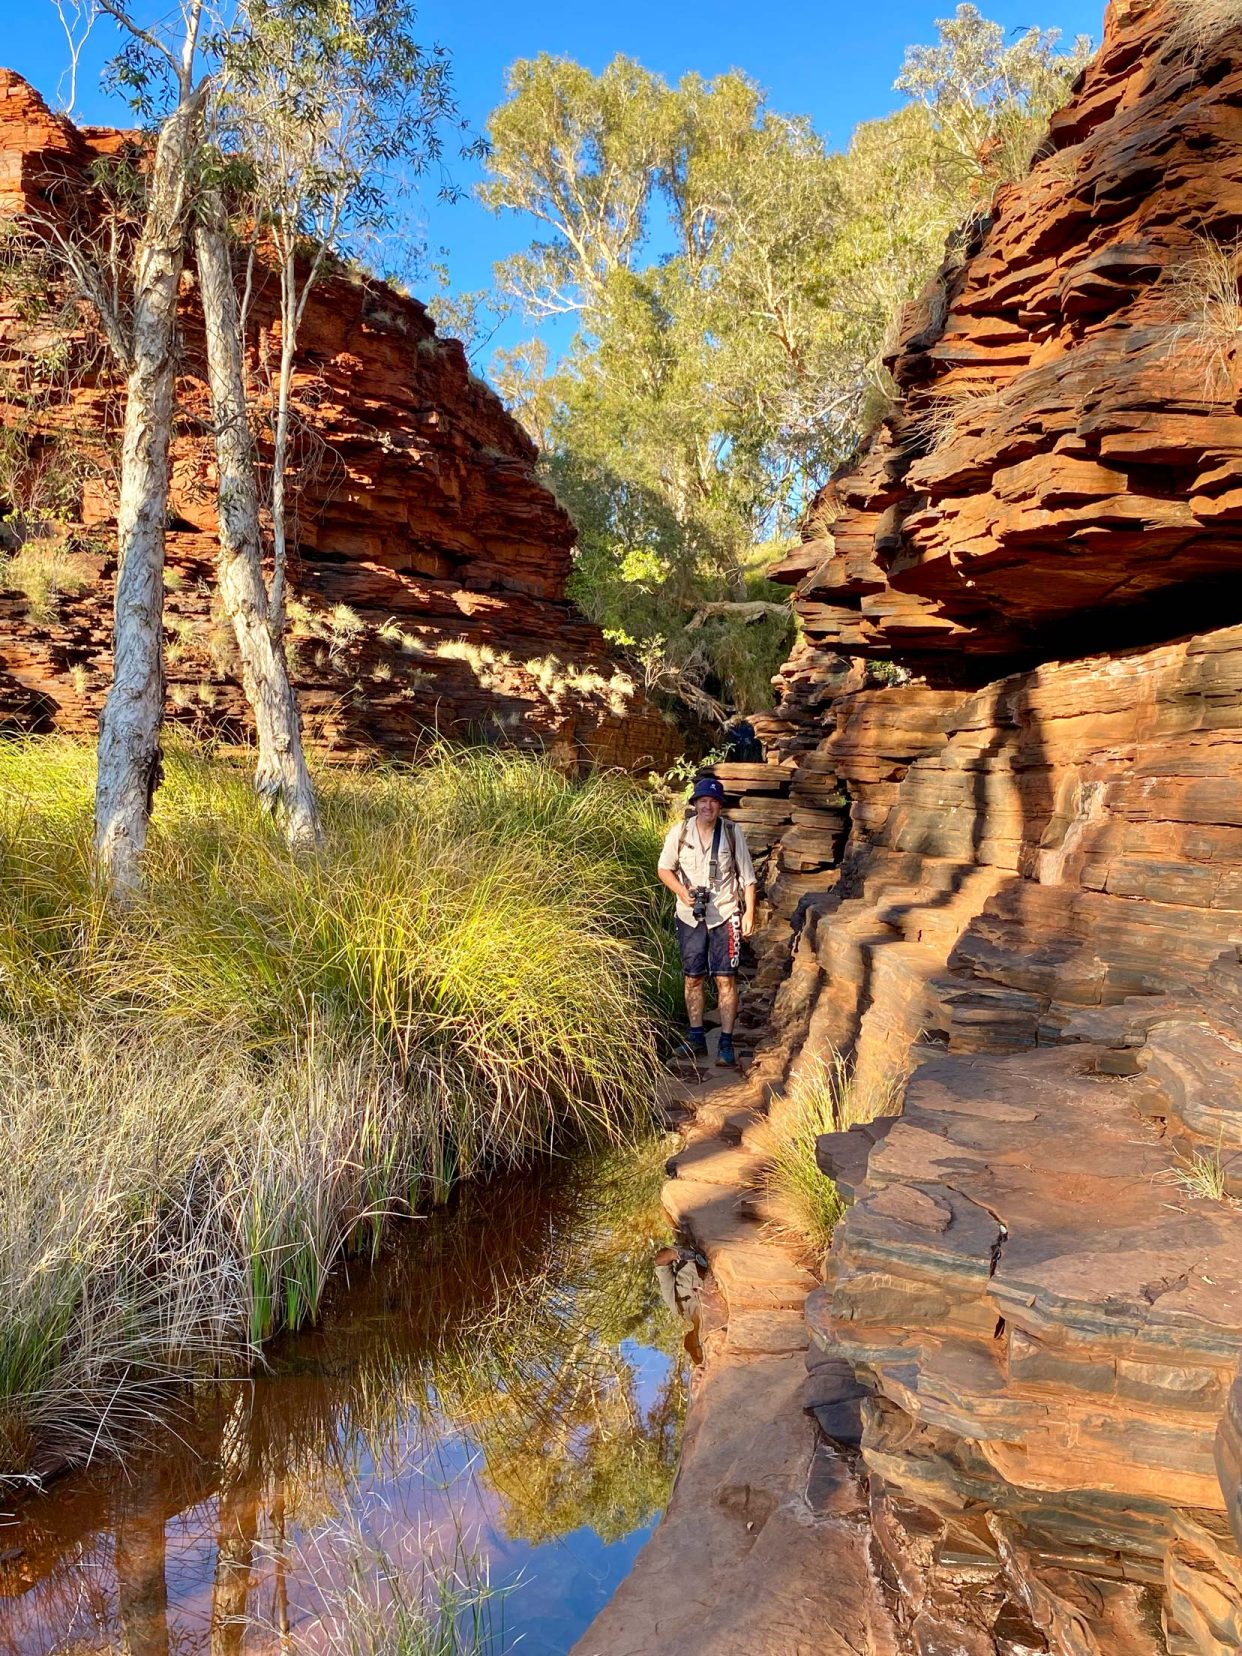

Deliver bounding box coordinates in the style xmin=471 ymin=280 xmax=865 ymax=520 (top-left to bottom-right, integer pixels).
xmin=0 ymin=1144 xmax=687 ymax=1654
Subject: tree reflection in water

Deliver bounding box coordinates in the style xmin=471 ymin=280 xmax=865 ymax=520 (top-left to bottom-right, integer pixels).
xmin=0 ymin=1142 xmax=687 ymax=1655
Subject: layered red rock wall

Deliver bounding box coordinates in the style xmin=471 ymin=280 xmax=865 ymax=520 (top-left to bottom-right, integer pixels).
xmin=742 ymin=2 xmax=1242 ymax=1649
xmin=0 ymin=72 xmax=678 ymax=771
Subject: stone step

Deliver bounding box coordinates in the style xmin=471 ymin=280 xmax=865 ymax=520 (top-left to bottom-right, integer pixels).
xmin=725 ymin=1310 xmax=810 ymax=1356
xmin=703 ymin=1104 xmax=768 ymax=1143
xmin=668 ymin=1138 xmax=766 ymax=1189
xmin=710 ymin=1243 xmax=817 ymax=1312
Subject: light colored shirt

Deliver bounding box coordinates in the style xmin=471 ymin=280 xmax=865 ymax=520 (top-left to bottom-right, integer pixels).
xmin=659 ymin=814 xmax=757 ymax=928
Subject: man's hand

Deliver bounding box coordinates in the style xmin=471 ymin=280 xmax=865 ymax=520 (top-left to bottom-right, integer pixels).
xmin=741 ymin=911 xmax=754 ymax=938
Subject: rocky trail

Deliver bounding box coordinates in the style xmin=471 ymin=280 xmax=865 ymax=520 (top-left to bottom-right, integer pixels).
xmin=574 ymin=1033 xmax=901 ymax=1656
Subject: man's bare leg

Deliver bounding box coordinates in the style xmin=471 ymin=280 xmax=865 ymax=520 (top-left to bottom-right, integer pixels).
xmin=684 ymin=975 xmax=706 ymax=1028
xmin=716 ymin=974 xmax=738 ymax=1035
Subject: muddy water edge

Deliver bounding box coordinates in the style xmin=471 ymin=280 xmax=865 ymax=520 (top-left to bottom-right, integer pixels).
xmin=0 ymin=1142 xmax=689 ymax=1655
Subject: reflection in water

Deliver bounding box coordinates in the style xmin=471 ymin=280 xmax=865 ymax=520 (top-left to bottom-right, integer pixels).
xmin=0 ymin=1145 xmax=686 ymax=1655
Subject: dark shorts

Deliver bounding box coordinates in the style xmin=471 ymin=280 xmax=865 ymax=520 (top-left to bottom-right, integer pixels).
xmin=676 ymin=914 xmax=742 ymax=977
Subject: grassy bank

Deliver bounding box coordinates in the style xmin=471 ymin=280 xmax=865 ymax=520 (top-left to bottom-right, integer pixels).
xmin=0 ymin=739 xmax=676 ymax=1481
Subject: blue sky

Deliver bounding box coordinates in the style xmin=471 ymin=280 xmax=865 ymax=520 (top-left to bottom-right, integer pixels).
xmin=5 ymin=0 xmax=1104 ymax=363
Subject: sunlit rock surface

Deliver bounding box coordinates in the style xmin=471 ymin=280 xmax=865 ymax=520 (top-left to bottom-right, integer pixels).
xmin=0 ymin=71 xmax=678 ymax=770
xmin=721 ymin=0 xmax=1242 ymax=1648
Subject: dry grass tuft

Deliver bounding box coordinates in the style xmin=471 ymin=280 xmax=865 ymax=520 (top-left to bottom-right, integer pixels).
xmin=0 ymin=536 xmax=90 ymax=623
xmin=1167 ymin=1141 xmax=1231 ymax=1202
xmin=909 ymin=383 xmax=1004 ymax=453
xmin=1166 ymin=231 xmax=1242 ymax=396
xmin=1166 ymin=0 xmax=1242 ymax=62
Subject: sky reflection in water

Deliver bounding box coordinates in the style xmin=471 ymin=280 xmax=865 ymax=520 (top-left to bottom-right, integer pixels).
xmin=0 ymin=1144 xmax=687 ymax=1655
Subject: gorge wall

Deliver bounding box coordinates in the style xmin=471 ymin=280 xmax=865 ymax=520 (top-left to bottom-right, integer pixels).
xmin=0 ymin=72 xmax=677 ymax=770
xmin=718 ymin=1 xmax=1242 ymax=1648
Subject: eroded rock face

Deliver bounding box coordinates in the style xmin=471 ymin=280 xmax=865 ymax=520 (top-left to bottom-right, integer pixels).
xmin=0 ymin=71 xmax=678 ymax=770
xmin=740 ymin=1 xmax=1242 ymax=1648
xmin=770 ymin=0 xmax=1242 ymax=677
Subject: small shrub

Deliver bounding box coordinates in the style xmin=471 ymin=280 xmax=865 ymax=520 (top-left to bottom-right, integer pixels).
xmin=864 ymin=659 xmax=913 ymax=688
xmin=2 ymin=536 xmax=90 ymax=623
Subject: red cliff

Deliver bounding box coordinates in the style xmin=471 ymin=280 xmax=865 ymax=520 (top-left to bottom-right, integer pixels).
xmin=0 ymin=71 xmax=679 ymax=771
xmin=705 ymin=1 xmax=1242 ymax=1648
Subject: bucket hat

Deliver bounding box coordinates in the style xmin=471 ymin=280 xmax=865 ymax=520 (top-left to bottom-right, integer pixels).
xmin=689 ymin=775 xmax=726 ymax=803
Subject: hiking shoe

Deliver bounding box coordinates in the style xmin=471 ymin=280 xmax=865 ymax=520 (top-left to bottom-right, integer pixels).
xmin=716 ymin=1035 xmax=738 ymax=1067
xmin=677 ymin=1030 xmax=709 ymax=1060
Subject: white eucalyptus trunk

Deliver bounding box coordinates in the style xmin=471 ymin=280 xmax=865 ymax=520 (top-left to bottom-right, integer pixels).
xmin=267 ymin=247 xmax=297 ymax=636
xmin=94 ymin=92 xmax=204 ymax=893
xmin=194 ymin=194 xmax=321 ymax=848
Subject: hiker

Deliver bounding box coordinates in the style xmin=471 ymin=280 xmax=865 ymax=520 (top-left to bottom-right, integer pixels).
xmin=657 ymin=775 xmax=757 ymax=1067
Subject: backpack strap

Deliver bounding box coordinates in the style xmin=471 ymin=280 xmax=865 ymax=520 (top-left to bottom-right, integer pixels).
xmin=677 ymin=814 xmax=744 ymax=910
xmin=674 ymin=814 xmax=692 ymax=888
xmin=721 ymin=818 xmax=744 ymax=908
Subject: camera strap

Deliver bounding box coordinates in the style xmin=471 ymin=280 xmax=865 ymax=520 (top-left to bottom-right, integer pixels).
xmin=675 ymin=812 xmax=741 ymax=911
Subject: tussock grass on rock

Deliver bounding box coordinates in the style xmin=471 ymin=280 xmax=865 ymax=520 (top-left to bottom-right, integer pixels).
xmin=0 ymin=739 xmax=673 ymax=1480
xmin=760 ymin=1046 xmax=907 ymax=1256
xmin=1166 ymin=0 xmax=1242 ymax=61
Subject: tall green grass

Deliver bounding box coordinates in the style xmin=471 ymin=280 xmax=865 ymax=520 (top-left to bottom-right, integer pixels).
xmin=759 ymin=1046 xmax=907 ymax=1257
xmin=0 ymin=738 xmax=675 ymax=1480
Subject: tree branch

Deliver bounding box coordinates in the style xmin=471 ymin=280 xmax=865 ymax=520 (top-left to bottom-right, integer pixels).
xmin=684 ymin=600 xmax=791 ymax=631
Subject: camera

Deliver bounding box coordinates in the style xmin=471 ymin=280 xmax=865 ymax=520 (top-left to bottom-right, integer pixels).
xmin=690 ymin=886 xmax=711 ymax=923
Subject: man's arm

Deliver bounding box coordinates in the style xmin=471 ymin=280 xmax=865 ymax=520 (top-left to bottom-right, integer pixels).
xmin=658 ymin=828 xmax=694 ymax=908
xmin=659 ymin=865 xmax=695 ymax=907
xmin=733 ymin=827 xmax=758 ymax=937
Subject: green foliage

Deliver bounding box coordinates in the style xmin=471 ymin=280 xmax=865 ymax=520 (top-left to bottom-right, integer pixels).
xmin=216 ymin=0 xmax=470 ymax=264
xmin=895 ymin=4 xmax=1092 ymax=191
xmin=422 ymin=1142 xmax=687 ymax=1547
xmin=476 ymin=12 xmax=1087 ymax=719
xmin=0 ymin=739 xmax=675 ymax=1476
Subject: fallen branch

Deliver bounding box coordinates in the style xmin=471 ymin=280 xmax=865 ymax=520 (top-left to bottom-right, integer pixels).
xmin=684 ymin=600 xmax=791 ymax=631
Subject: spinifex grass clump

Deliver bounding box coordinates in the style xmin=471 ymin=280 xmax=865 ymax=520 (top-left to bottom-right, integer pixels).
xmin=759 ymin=1046 xmax=907 ymax=1256
xmin=0 ymin=738 xmax=671 ymax=1479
